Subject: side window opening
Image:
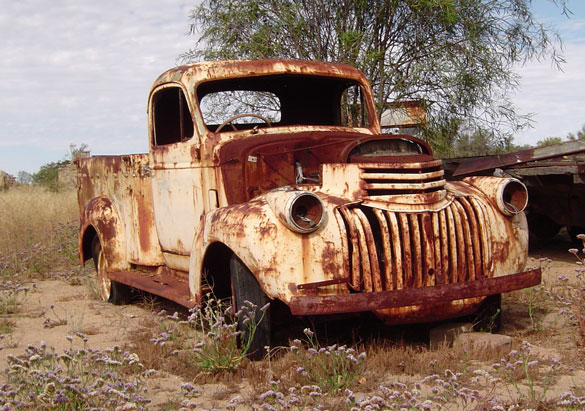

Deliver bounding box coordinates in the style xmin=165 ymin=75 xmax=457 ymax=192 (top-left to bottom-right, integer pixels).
xmin=341 ymin=84 xmax=371 ymax=128
xmin=153 ymin=87 xmax=194 ymax=146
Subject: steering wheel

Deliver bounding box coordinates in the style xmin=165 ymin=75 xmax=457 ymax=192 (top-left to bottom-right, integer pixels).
xmin=215 ymin=113 xmax=272 ymax=132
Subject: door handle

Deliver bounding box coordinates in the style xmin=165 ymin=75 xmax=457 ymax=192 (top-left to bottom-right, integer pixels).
xmin=141 ymin=165 xmax=153 ymax=177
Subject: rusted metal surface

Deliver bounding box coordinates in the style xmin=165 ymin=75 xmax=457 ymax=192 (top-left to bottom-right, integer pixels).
xmin=77 ymin=59 xmax=537 ymax=328
xmin=77 ymin=155 xmax=163 ymax=268
xmin=450 ymin=139 xmax=585 ymax=177
xmin=381 ymin=100 xmax=427 ymax=127
xmin=109 ymin=268 xmax=195 ymax=308
xmin=288 ymin=269 xmax=541 ymax=316
xmin=445 ymin=140 xmax=585 ymax=239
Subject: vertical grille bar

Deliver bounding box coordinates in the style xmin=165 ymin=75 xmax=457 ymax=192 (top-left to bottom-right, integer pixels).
xmin=421 ymin=213 xmax=436 ymax=287
xmin=398 ymin=213 xmax=413 ymax=288
xmin=352 ymin=210 xmax=373 ymax=292
xmin=409 ymin=213 xmax=423 ymax=288
xmin=445 ymin=205 xmax=459 ymax=283
xmin=354 ymin=208 xmax=383 ymax=292
xmin=460 ymin=197 xmax=482 ymax=279
xmin=387 ymin=211 xmax=404 ymax=290
xmin=439 ymin=209 xmax=450 ymax=284
xmin=373 ymin=209 xmax=394 ymax=290
xmin=453 ymin=200 xmax=474 ymax=281
xmin=432 ymin=211 xmax=444 ymax=284
xmin=470 ymin=198 xmax=492 ymax=276
xmin=336 ymin=197 xmax=491 ymax=293
xmin=339 ymin=206 xmax=362 ymax=291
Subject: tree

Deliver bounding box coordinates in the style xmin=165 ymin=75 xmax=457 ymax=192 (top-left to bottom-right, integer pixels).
xmin=183 ymin=0 xmax=568 ymax=156
xmin=31 ymin=144 xmax=90 ymax=191
xmin=533 ymin=125 xmax=585 ymax=147
xmin=567 ymin=124 xmax=585 ymax=141
xmin=68 ymin=143 xmax=90 ymax=160
xmin=32 ymin=160 xmax=70 ymax=191
xmin=16 ymin=171 xmax=33 ymax=185
xmin=452 ymin=127 xmax=514 ymax=157
xmin=537 ymin=136 xmax=563 ymax=147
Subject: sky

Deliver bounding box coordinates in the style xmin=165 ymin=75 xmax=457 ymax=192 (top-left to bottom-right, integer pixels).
xmin=1 ymin=1 xmax=584 ymax=176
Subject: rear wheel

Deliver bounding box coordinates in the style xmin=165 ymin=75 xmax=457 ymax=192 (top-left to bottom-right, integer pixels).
xmin=230 ymin=255 xmax=271 ymax=360
xmin=91 ymin=236 xmax=131 ymax=305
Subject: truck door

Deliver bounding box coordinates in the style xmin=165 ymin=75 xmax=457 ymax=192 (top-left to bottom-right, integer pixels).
xmin=148 ymin=84 xmax=203 ymax=271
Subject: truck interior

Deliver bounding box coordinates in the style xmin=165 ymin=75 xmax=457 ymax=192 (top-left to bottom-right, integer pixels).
xmin=196 ymin=74 xmax=372 ymax=130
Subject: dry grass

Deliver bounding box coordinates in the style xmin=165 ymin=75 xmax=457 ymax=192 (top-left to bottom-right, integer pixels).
xmin=0 ymin=185 xmax=78 ymax=280
xmin=0 ymin=186 xmax=77 ymax=253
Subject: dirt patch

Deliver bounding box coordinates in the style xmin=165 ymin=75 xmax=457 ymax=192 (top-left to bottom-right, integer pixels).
xmin=2 ymin=237 xmax=584 ymax=409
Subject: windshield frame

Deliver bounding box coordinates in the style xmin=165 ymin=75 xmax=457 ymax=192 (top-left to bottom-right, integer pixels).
xmin=195 ymin=73 xmax=375 ymax=132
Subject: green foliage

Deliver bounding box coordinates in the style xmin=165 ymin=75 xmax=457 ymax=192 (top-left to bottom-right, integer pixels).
xmin=493 ymin=341 xmax=560 ymax=408
xmin=16 ymin=171 xmax=32 ymax=185
xmin=290 ymin=328 xmax=366 ymax=392
xmin=0 ymin=281 xmax=29 ymax=315
xmin=185 ymin=0 xmax=568 ymax=153
xmin=534 ymin=124 xmax=585 ymax=148
xmin=537 ymin=136 xmax=563 ymax=147
xmin=435 ymin=123 xmax=516 ymax=158
xmin=32 ymin=160 xmax=69 ymax=191
xmin=30 ymin=144 xmax=89 ymax=191
xmin=567 ymin=124 xmax=585 ymax=141
xmin=151 ymin=297 xmax=269 ymax=372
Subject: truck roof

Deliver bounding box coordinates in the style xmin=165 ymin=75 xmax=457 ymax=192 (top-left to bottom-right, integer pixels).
xmin=151 ymin=59 xmax=368 ymax=90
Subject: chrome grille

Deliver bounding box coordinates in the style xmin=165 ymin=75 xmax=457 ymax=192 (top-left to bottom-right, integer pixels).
xmin=360 ymin=160 xmax=445 ymax=198
xmin=336 ymin=197 xmax=492 ymax=292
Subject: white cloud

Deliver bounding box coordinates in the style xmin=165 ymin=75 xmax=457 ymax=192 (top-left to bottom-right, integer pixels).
xmin=512 ymin=40 xmax=585 ymax=145
xmin=0 ymin=0 xmax=584 ymax=175
xmin=0 ymin=0 xmax=196 ymax=175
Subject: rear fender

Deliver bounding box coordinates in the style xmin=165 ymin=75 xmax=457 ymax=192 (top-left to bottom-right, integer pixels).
xmin=79 ymin=197 xmax=129 ymax=271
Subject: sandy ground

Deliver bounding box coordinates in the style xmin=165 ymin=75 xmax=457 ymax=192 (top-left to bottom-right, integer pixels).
xmin=2 ymin=234 xmax=585 ymax=409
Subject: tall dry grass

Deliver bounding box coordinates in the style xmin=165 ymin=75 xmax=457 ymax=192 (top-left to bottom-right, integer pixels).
xmin=0 ymin=185 xmax=78 ymax=280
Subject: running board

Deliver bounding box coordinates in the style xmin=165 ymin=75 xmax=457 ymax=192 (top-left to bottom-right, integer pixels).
xmin=108 ymin=271 xmax=197 ymax=308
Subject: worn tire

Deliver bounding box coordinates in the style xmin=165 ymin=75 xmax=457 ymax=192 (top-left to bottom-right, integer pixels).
xmin=230 ymin=255 xmax=271 ymax=360
xmin=91 ymin=236 xmax=131 ymax=305
xmin=472 ymin=294 xmax=502 ymax=333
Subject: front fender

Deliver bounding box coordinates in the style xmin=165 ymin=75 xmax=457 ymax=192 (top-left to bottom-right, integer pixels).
xmin=79 ymin=197 xmax=129 ymax=271
xmin=189 ymin=196 xmax=347 ymax=303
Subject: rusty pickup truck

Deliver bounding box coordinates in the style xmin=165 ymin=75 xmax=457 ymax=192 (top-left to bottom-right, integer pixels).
xmin=77 ymin=59 xmax=541 ymax=355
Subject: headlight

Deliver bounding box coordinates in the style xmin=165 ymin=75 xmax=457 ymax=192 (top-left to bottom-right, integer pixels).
xmin=463 ymin=176 xmax=528 ymax=216
xmin=266 ymin=189 xmax=325 ymax=233
xmin=498 ymin=179 xmax=528 ymax=215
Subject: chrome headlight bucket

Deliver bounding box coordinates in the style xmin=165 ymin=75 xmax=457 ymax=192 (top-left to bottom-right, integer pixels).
xmin=463 ymin=176 xmax=528 ymax=216
xmin=498 ymin=179 xmax=528 ymax=215
xmin=266 ymin=189 xmax=325 ymax=233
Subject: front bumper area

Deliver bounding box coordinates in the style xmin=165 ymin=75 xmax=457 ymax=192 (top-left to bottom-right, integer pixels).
xmin=288 ymin=268 xmax=541 ymax=315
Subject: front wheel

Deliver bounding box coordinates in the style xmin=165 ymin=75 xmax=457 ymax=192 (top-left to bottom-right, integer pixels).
xmin=472 ymin=294 xmax=502 ymax=333
xmin=230 ymin=255 xmax=271 ymax=360
xmin=91 ymin=236 xmax=131 ymax=305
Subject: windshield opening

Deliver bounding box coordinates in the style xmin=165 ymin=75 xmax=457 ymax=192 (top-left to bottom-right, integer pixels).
xmin=197 ymin=74 xmax=371 ymax=132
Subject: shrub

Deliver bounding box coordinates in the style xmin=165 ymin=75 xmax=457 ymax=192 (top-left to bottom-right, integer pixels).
xmin=290 ymin=328 xmax=366 ymax=392
xmin=151 ymin=297 xmax=269 ymax=372
xmin=1 ymin=334 xmax=151 ymax=410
